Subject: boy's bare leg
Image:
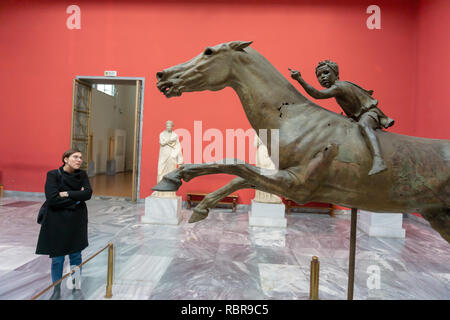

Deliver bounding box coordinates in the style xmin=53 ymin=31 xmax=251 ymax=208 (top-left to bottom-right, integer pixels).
xmin=358 ymin=114 xmax=387 ymax=175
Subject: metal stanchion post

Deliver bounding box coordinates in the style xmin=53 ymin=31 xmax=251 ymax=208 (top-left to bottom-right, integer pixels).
xmin=347 ymin=208 xmax=358 ymax=300
xmin=309 ymin=256 xmax=320 ymax=300
xmin=31 ymin=242 xmax=113 ymax=300
xmin=105 ymin=242 xmax=114 ymax=298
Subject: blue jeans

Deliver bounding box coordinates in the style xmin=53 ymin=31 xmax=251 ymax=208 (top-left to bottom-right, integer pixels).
xmin=51 ymin=251 xmax=82 ymax=283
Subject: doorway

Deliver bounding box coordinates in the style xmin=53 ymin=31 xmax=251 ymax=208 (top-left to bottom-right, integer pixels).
xmin=70 ymin=76 xmax=145 ymax=201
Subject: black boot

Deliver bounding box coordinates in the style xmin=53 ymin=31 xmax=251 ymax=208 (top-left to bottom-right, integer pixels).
xmin=49 ymin=283 xmax=61 ymax=300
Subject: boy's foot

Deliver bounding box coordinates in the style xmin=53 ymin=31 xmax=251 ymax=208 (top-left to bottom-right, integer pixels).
xmin=384 ymin=117 xmax=395 ymax=128
xmin=369 ymin=157 xmax=387 ymax=175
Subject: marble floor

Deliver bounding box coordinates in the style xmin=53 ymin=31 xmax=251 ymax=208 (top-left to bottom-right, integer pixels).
xmin=0 ymin=195 xmax=449 ymax=300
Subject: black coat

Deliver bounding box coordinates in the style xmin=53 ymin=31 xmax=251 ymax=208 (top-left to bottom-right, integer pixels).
xmin=35 ymin=167 xmax=92 ymax=258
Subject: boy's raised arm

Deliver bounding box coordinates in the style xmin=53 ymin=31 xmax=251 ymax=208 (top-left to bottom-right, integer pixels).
xmin=289 ymin=68 xmax=339 ymax=99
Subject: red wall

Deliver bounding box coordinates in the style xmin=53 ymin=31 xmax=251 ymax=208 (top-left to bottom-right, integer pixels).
xmin=414 ymin=0 xmax=450 ymax=139
xmin=0 ymin=0 xmax=447 ymax=204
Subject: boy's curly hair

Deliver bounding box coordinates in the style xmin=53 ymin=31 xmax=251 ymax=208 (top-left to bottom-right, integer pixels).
xmin=316 ymin=60 xmax=339 ymax=78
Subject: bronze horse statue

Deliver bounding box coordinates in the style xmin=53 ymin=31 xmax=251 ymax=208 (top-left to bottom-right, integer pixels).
xmin=154 ymin=41 xmax=450 ymax=243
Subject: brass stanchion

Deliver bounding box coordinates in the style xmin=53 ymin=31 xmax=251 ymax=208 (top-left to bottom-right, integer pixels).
xmin=105 ymin=242 xmax=114 ymax=298
xmin=309 ymin=256 xmax=320 ymax=300
xmin=347 ymin=208 xmax=358 ymax=300
xmin=31 ymin=242 xmax=112 ymax=300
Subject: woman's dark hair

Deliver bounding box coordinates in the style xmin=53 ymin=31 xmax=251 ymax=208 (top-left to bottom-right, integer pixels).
xmin=62 ymin=148 xmax=82 ymax=165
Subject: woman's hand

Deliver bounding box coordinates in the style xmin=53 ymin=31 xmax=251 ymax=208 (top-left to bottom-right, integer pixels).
xmin=59 ymin=191 xmax=69 ymax=198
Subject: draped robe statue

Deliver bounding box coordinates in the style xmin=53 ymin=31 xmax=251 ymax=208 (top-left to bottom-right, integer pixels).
xmin=152 ymin=121 xmax=183 ymax=198
xmin=253 ymin=135 xmax=282 ymax=204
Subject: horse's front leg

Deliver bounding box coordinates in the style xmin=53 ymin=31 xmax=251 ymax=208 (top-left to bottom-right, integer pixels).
xmin=152 ymin=160 xmax=298 ymax=223
xmin=152 ymin=159 xmax=296 ymax=196
xmin=152 ymin=144 xmax=339 ymax=223
xmin=153 ymin=143 xmax=339 ymax=197
xmin=189 ymin=177 xmax=252 ymax=223
xmin=186 ymin=143 xmax=337 ymax=222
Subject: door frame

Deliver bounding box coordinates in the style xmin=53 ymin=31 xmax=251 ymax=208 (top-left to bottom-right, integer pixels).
xmin=70 ymin=79 xmax=92 ymax=171
xmin=74 ymin=76 xmax=146 ymax=201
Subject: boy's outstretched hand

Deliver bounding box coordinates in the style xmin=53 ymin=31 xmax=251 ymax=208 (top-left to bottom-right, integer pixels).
xmin=288 ymin=68 xmax=302 ymax=80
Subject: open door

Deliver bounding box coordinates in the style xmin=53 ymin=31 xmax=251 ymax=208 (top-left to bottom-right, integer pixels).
xmin=71 ymin=76 xmax=144 ymax=201
xmin=70 ymin=79 xmax=92 ymax=171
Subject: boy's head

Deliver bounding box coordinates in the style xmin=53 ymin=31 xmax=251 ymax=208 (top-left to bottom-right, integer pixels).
xmin=315 ymin=60 xmax=339 ymax=88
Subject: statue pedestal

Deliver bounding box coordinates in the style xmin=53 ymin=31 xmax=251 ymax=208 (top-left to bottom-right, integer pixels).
xmin=141 ymin=196 xmax=182 ymax=225
xmin=358 ymin=210 xmax=405 ymax=238
xmin=249 ymin=200 xmax=287 ymax=228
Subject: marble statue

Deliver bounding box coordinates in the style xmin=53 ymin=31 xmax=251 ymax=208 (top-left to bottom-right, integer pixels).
xmin=152 ymin=120 xmax=183 ymax=198
xmin=153 ymin=41 xmax=450 ymax=243
xmin=253 ymin=135 xmax=282 ymax=204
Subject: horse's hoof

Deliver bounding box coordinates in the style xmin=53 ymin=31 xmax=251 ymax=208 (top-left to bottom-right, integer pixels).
xmin=152 ymin=171 xmax=183 ymax=191
xmin=189 ymin=208 xmax=209 ymax=223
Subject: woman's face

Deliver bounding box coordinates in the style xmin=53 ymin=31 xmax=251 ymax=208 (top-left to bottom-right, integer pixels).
xmin=64 ymin=152 xmax=83 ymax=170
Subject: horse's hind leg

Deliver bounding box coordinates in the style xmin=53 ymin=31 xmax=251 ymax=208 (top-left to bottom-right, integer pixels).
xmin=420 ymin=208 xmax=450 ymax=243
xmin=189 ymin=177 xmax=252 ymax=223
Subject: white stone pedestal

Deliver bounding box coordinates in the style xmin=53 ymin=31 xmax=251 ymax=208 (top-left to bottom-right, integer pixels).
xmin=249 ymin=200 xmax=287 ymax=228
xmin=358 ymin=210 xmax=405 ymax=238
xmin=141 ymin=196 xmax=182 ymax=225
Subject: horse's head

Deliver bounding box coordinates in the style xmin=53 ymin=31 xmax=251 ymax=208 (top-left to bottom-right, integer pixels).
xmin=156 ymin=40 xmax=253 ymax=98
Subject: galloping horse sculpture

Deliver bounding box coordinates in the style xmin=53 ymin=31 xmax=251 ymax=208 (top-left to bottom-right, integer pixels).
xmin=154 ymin=41 xmax=450 ymax=243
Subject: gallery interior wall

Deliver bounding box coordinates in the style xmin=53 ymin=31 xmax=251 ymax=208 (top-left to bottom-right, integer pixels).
xmin=91 ymin=88 xmax=116 ymax=174
xmin=90 ymin=84 xmax=136 ymax=174
xmin=414 ymin=0 xmax=450 ymax=140
xmin=0 ymin=0 xmax=448 ymax=205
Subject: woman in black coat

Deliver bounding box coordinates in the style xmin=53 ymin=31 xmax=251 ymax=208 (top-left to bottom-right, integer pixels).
xmin=36 ymin=148 xmax=92 ymax=299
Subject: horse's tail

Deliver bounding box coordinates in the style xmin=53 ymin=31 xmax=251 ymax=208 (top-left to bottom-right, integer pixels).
xmin=420 ymin=207 xmax=450 ymax=244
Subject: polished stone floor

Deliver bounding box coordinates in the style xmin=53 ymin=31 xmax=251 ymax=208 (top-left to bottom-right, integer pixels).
xmin=90 ymin=172 xmax=133 ymax=198
xmin=0 ymin=195 xmax=449 ymax=300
